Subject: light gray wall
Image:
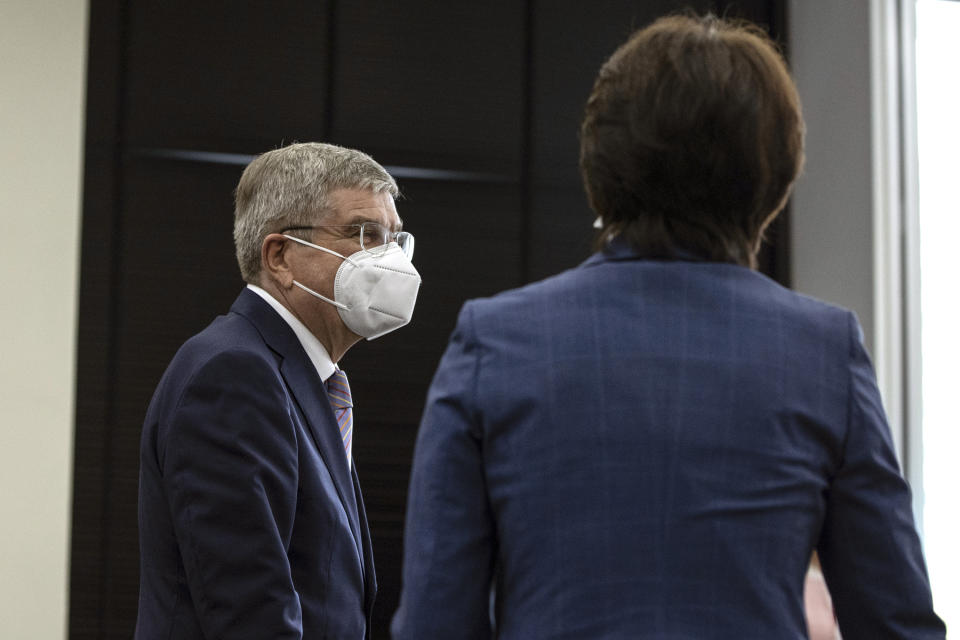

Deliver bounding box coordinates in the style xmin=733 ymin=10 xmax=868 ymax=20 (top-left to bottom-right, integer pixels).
xmin=789 ymin=0 xmax=876 ymax=352
xmin=0 ymin=1 xmax=88 ymax=638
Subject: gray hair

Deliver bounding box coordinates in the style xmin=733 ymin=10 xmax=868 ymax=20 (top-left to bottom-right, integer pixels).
xmin=233 ymin=142 xmax=399 ymax=282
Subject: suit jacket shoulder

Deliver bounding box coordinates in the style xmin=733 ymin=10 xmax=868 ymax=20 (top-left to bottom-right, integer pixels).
xmin=137 ymin=288 xmax=374 ymax=640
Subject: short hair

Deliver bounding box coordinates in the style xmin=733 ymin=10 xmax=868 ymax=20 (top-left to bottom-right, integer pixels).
xmin=233 ymin=142 xmax=399 ymax=282
xmin=579 ymin=14 xmax=805 ymax=267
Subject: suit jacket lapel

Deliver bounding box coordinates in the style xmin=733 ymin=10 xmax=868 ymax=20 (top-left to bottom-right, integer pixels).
xmin=230 ymin=289 xmax=365 ymax=568
xmin=281 ymin=358 xmax=365 ymax=563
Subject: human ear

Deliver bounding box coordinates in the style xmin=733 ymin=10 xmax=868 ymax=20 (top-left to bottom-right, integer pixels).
xmin=260 ymin=234 xmax=295 ymax=289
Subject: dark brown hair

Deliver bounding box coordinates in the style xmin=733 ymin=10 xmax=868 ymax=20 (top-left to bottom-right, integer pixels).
xmin=579 ymin=14 xmax=804 ymax=267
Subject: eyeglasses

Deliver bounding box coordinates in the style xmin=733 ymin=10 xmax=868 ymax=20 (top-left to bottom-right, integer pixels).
xmin=282 ymin=222 xmax=415 ymax=259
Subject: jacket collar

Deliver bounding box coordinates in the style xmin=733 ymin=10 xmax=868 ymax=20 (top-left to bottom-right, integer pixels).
xmin=581 ymin=237 xmax=638 ymax=267
xmin=245 ymin=284 xmax=336 ymax=381
xmin=581 ymin=237 xmax=716 ymax=268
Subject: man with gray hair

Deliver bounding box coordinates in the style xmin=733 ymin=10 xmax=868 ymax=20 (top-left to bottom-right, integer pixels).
xmin=135 ymin=142 xmax=421 ymax=639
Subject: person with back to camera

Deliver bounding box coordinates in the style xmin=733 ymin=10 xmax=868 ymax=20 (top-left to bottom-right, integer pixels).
xmin=135 ymin=142 xmax=421 ymax=639
xmin=391 ymin=14 xmax=945 ymax=640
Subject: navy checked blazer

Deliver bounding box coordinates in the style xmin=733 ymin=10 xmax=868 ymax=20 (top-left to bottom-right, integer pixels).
xmin=393 ymin=240 xmax=944 ymax=639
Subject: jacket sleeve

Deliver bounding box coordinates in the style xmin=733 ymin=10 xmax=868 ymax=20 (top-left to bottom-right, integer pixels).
xmin=391 ymin=302 xmax=496 ymax=640
xmin=817 ymin=313 xmax=945 ymax=639
xmin=160 ymin=349 xmax=302 ymax=639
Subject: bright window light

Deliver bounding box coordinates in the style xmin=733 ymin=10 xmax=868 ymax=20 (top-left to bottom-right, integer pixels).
xmin=915 ymin=0 xmax=960 ymax=629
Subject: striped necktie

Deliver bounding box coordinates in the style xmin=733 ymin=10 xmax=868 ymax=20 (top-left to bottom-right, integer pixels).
xmin=326 ymin=368 xmax=353 ymax=465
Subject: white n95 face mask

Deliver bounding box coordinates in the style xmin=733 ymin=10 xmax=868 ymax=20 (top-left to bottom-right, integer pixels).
xmin=284 ymin=235 xmax=422 ymax=340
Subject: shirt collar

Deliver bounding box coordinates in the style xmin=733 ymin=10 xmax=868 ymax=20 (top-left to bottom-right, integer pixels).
xmin=246 ymin=284 xmax=337 ymax=382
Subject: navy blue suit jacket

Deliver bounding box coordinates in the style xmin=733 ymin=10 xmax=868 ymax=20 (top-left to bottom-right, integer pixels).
xmin=136 ymin=288 xmax=376 ymax=639
xmin=393 ymin=242 xmax=944 ymax=639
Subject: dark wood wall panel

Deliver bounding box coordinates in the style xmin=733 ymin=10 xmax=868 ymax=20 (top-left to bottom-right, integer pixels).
xmin=531 ymin=0 xmax=716 ymax=188
xmin=332 ymin=2 xmax=525 ymax=175
xmin=528 ymin=186 xmax=595 ymax=281
xmin=114 ymin=158 xmax=244 ymax=416
xmin=345 ymin=180 xmax=523 ymax=426
xmin=72 ymin=2 xmax=789 ymax=637
xmin=117 ymin=158 xmax=244 ymax=330
xmin=124 ymin=2 xmax=331 ymax=150
xmin=111 ymin=158 xmax=245 ymax=439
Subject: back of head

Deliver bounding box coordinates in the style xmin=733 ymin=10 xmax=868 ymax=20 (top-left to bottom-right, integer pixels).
xmin=233 ymin=142 xmax=399 ymax=283
xmin=580 ymin=14 xmax=804 ymax=267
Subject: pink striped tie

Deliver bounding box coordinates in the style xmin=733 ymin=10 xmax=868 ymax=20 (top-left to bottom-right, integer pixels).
xmin=326 ymin=368 xmax=353 ymax=463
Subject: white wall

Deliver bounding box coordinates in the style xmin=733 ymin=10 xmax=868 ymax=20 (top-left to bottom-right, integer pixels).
xmin=788 ymin=0 xmax=905 ymax=457
xmin=789 ymin=0 xmax=875 ymax=346
xmin=0 ymin=1 xmax=88 ymax=638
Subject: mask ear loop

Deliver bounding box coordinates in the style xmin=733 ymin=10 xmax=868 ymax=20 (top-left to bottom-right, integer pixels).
xmin=283 ymin=234 xmax=361 ymax=267
xmin=283 ymin=234 xmax=355 ymax=310
xmin=291 ymin=280 xmax=349 ymax=310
